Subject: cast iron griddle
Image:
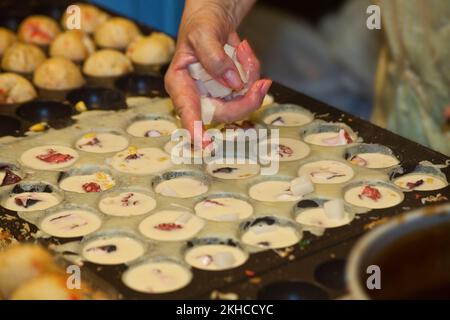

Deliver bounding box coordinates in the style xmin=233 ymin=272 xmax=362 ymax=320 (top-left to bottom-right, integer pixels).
xmin=0 ymin=0 xmax=449 ymax=300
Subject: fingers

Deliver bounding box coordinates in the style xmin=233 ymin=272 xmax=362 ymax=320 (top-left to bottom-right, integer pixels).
xmin=236 ymin=39 xmax=261 ymax=85
xmin=227 ymin=32 xmax=241 ymax=47
xmin=187 ymin=30 xmax=244 ymax=90
xmin=212 ymin=79 xmax=272 ymax=123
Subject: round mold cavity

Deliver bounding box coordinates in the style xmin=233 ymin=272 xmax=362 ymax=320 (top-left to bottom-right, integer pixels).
xmin=297 ymin=158 xmax=355 ymax=185
xmin=300 ymin=120 xmax=359 ymax=147
xmin=133 ymin=62 xmax=170 ymax=77
xmin=343 ymin=180 xmax=404 ymax=210
xmin=239 ymin=216 xmax=302 ymax=249
xmin=205 ymin=156 xmax=261 ymax=180
xmin=125 ymin=114 xmax=178 ymax=138
xmin=66 ymin=87 xmax=127 ymax=111
xmin=389 ymin=163 xmax=449 ymax=192
xmin=293 ymin=198 xmax=355 ymax=229
xmin=314 ymin=259 xmax=347 ymax=290
xmin=213 ymin=120 xmax=268 ymax=143
xmin=184 ymin=237 xmax=249 ymax=271
xmin=57 ymin=165 xmax=116 ymax=194
xmin=152 ymin=170 xmax=210 ymax=199
xmin=259 ymin=104 xmax=314 ymax=127
xmin=257 ymin=281 xmax=329 ymax=300
xmin=256 ymin=137 xmax=311 ymax=163
xmin=0 ymin=162 xmax=23 ymax=187
xmin=1 ymin=181 xmax=64 ymax=212
xmin=194 ymin=192 xmax=254 ymax=222
xmin=74 ymin=129 xmax=129 ymax=154
xmin=344 ymin=143 xmax=400 ymax=169
xmin=98 ymin=186 xmax=156 ymax=217
xmin=0 ymin=115 xmax=21 ymax=137
xmin=115 ymin=73 xmax=168 ymax=97
xmin=122 ymin=256 xmax=192 ymax=294
xmin=19 ymin=144 xmax=79 ymax=171
xmin=39 ymin=204 xmax=103 ymax=238
xmin=247 ymin=175 xmax=301 ymax=202
xmin=80 ymin=230 xmax=147 ymax=265
xmin=16 ymin=100 xmax=73 ymax=128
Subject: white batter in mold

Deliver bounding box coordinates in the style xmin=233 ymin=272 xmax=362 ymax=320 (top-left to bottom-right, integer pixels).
xmin=263 ymin=111 xmax=313 ymax=127
xmin=109 ymin=146 xmax=172 ymax=175
xmin=122 ymin=259 xmax=192 ymax=294
xmin=164 ymin=140 xmax=212 ymax=162
xmin=139 ymin=210 xmax=205 ymax=241
xmin=344 ymin=183 xmax=403 ymax=209
xmin=241 ymin=218 xmax=301 ymax=249
xmin=82 ymin=235 xmax=145 ymax=265
xmin=298 ymin=160 xmax=354 ymax=184
xmin=126 ymin=119 xmax=178 ymax=138
xmin=75 ymin=132 xmax=129 ymax=154
xmin=2 ymin=191 xmax=61 ymax=212
xmin=304 ymin=129 xmax=354 ymax=147
xmin=20 ymin=145 xmax=79 ymax=171
xmin=295 ymin=207 xmax=353 ymax=229
xmin=99 ymin=191 xmax=156 ymax=217
xmin=154 ymin=176 xmax=209 ymax=198
xmin=206 ymin=159 xmax=260 ymax=180
xmin=40 ymin=209 xmax=102 ymax=238
xmin=59 ymin=172 xmax=116 ymax=193
xmin=349 ymin=153 xmax=399 ymax=169
xmin=393 ymin=174 xmax=448 ymax=191
xmin=185 ymin=244 xmax=248 ymax=271
xmin=258 ymin=138 xmax=310 ymax=162
xmin=194 ymin=196 xmax=253 ymax=222
xmin=249 ymin=179 xmax=302 ymax=202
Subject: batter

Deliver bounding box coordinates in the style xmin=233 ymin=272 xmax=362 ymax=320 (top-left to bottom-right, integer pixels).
xmin=304 ymin=129 xmax=355 ymax=147
xmin=206 ymin=159 xmax=260 ymax=180
xmin=241 ymin=218 xmax=301 ymax=249
xmin=59 ymin=172 xmax=115 ymax=193
xmin=194 ymin=196 xmax=253 ymax=221
xmin=2 ymin=190 xmax=61 ymax=212
xmin=258 ymin=138 xmax=311 ymax=162
xmin=349 ymin=153 xmax=399 ymax=169
xmin=139 ymin=210 xmax=205 ymax=241
xmin=75 ymin=132 xmax=129 ymax=154
xmin=164 ymin=140 xmax=212 ymax=162
xmin=298 ymin=160 xmax=354 ymax=184
xmin=154 ymin=176 xmax=208 ymax=198
xmin=126 ymin=118 xmax=178 ymax=138
xmin=393 ymin=173 xmax=448 ymax=191
xmin=185 ymin=244 xmax=248 ymax=271
xmin=99 ymin=191 xmax=156 ymax=217
xmin=295 ymin=207 xmax=353 ymax=229
xmin=344 ymin=183 xmax=403 ymax=209
xmin=122 ymin=259 xmax=192 ymax=294
xmin=20 ymin=145 xmax=79 ymax=171
xmin=40 ymin=208 xmax=102 ymax=238
xmin=263 ymin=111 xmax=313 ymax=127
xmin=109 ymin=146 xmax=172 ymax=175
xmin=249 ymin=179 xmax=302 ymax=202
xmin=82 ymin=235 xmax=145 ymax=265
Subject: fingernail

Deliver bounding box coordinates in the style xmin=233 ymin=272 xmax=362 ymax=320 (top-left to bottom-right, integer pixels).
xmin=259 ymin=80 xmax=272 ymax=96
xmin=241 ymin=40 xmax=252 ymax=54
xmin=223 ymin=69 xmax=243 ymax=89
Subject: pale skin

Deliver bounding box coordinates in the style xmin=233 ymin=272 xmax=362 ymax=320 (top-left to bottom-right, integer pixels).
xmin=164 ymin=0 xmax=272 ymax=143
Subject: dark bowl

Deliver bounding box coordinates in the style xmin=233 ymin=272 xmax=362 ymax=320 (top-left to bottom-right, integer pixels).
xmin=115 ymin=73 xmax=168 ymax=97
xmin=66 ymin=87 xmax=127 ymax=111
xmin=16 ymin=100 xmax=74 ymax=129
xmin=0 ymin=115 xmax=22 ymax=137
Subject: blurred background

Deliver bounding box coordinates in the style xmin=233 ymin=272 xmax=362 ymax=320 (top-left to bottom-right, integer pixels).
xmin=91 ymin=0 xmax=380 ymax=120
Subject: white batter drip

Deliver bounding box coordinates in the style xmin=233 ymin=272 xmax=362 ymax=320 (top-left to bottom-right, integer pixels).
xmin=75 ymin=132 xmax=129 ymax=154
xmin=344 ymin=184 xmax=403 ymax=209
xmin=2 ymin=192 xmax=61 ymax=212
xmin=241 ymin=224 xmax=301 ymax=249
xmin=154 ymin=177 xmax=208 ymax=198
xmin=264 ymin=111 xmax=313 ymax=127
xmin=249 ymin=180 xmax=302 ymax=202
xmin=122 ymin=260 xmax=192 ymax=294
xmin=295 ymin=207 xmax=353 ymax=228
xmin=82 ymin=236 xmax=145 ymax=265
xmin=206 ymin=160 xmax=260 ymax=180
xmin=139 ymin=210 xmax=205 ymax=241
xmin=99 ymin=192 xmax=156 ymax=216
xmin=59 ymin=172 xmax=115 ymax=193
xmin=349 ymin=153 xmax=399 ymax=169
xmin=109 ymin=147 xmax=172 ymax=175
xmin=194 ymin=197 xmax=253 ymax=221
xmin=126 ymin=119 xmax=178 ymax=138
xmin=185 ymin=244 xmax=248 ymax=271
xmin=40 ymin=209 xmax=102 ymax=238
xmin=258 ymin=138 xmax=311 ymax=162
xmin=20 ymin=145 xmax=79 ymax=171
xmin=393 ymin=174 xmax=448 ymax=191
xmin=298 ymin=160 xmax=354 ymax=184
